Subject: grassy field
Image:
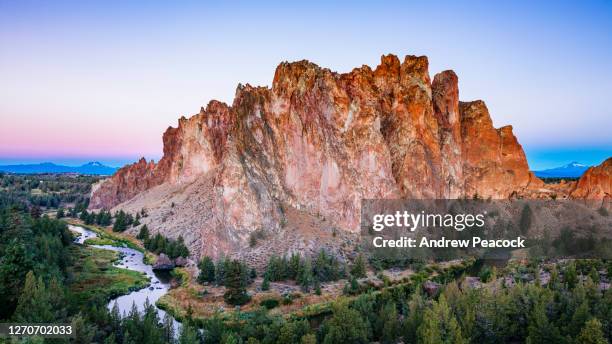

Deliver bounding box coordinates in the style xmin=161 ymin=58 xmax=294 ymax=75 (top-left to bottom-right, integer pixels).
xmin=68 ymin=244 xmax=150 ymax=305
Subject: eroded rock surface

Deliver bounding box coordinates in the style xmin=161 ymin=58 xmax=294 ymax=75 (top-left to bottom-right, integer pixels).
xmin=571 ymin=158 xmax=612 ymax=199
xmin=89 ymin=54 xmax=607 ymax=259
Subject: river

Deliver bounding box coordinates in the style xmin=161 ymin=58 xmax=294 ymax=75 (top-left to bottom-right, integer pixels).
xmin=69 ymin=224 xmax=181 ymax=332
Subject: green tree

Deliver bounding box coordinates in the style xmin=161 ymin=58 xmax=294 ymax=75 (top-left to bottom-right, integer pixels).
xmin=417 ymin=295 xmax=465 ymax=344
xmin=575 ymin=318 xmax=608 ymax=344
xmin=403 ymin=291 xmax=427 ymax=338
xmin=179 ymin=322 xmax=199 ymax=344
xmin=197 ymin=256 xmax=216 ymax=284
xmin=323 ymin=302 xmax=369 ymax=344
xmin=526 ymin=300 xmax=563 ymax=344
xmin=350 ymin=254 xmax=367 ymax=278
xmin=13 ymin=271 xmax=54 ymax=322
xmin=301 ymin=333 xmax=317 ymax=344
xmin=379 ymin=301 xmax=400 ymax=344
xmin=137 ymin=224 xmax=150 ymax=240
xmin=221 ymin=332 xmax=241 ymax=344
xmin=565 ymin=262 xmax=579 ymax=289
xmin=0 ymin=239 xmax=33 ymax=319
xmin=113 ymin=210 xmax=128 ymax=232
xmin=288 ymin=253 xmax=302 ymax=280
xmin=278 ymin=319 xmax=311 ymax=344
xmin=570 ymin=301 xmax=590 ymax=337
xmin=314 ymin=279 xmax=322 ymax=295
xmin=224 ymin=260 xmax=251 ymax=306
xmin=71 ymin=313 xmax=96 ymax=344
xmin=589 ymin=266 xmax=600 ymax=284
xmin=162 ymin=313 xmax=175 ymax=344
xmin=261 ymin=275 xmax=270 ymax=291
xmin=297 ymin=259 xmax=313 ymax=292
xmin=79 ymin=209 xmax=89 ymax=222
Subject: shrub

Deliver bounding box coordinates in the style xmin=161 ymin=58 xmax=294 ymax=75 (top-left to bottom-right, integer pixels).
xmin=259 ymin=298 xmax=280 ymax=310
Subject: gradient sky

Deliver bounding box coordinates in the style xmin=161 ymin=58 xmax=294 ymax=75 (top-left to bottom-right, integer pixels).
xmin=1 ymin=0 xmax=610 ymax=170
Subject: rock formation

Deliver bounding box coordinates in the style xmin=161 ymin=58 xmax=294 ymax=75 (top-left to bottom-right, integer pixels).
xmin=89 ymin=54 xmax=605 ymax=259
xmin=571 ymin=158 xmax=611 ymax=199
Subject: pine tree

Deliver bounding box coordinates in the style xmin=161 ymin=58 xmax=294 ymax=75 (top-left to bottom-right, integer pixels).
xmin=137 ymin=224 xmax=150 ymax=240
xmin=526 ymin=300 xmax=563 ymax=344
xmin=301 ymin=333 xmax=317 ymax=344
xmin=71 ymin=313 xmax=96 ymax=344
xmin=141 ymin=298 xmax=163 ymax=344
xmin=261 ymin=274 xmax=270 ymax=291
xmin=197 ymin=256 xmax=216 ymax=284
xmin=162 ymin=312 xmax=175 ymax=344
xmin=47 ymin=276 xmax=67 ymax=320
xmin=417 ymin=295 xmax=465 ymax=344
xmin=589 ymin=266 xmax=600 ymax=284
xmin=104 ymin=333 xmax=117 ymax=344
xmin=549 ymin=266 xmax=561 ymax=290
xmin=323 ymin=302 xmax=369 ymax=344
xmin=575 ymin=318 xmax=607 ymax=344
xmin=570 ymin=301 xmax=590 ymax=336
xmin=113 ymin=210 xmax=128 ymax=232
xmin=297 ymin=259 xmax=313 ymax=292
xmin=178 ymin=322 xmax=199 ymax=344
xmin=14 ymin=271 xmax=54 ymax=322
xmin=79 ymin=209 xmax=89 ymax=222
xmin=288 ymin=253 xmax=301 ymax=280
xmin=109 ymin=302 xmax=124 ymax=343
xmin=0 ymin=240 xmax=33 ymax=319
xmin=314 ymin=278 xmax=322 ymax=295
xmin=379 ymin=301 xmax=400 ymax=344
xmin=564 ymin=262 xmax=579 ymax=289
xmin=223 ymin=260 xmax=251 ymax=306
xmin=176 ymin=235 xmax=189 ymax=258
xmin=350 ymin=254 xmax=367 ymax=278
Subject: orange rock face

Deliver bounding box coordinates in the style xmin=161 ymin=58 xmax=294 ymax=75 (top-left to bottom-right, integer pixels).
xmin=571 ymin=158 xmax=612 ymax=199
xmin=90 ymin=54 xmax=578 ymax=257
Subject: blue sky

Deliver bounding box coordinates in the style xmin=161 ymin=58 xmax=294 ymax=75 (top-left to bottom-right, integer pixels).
xmin=0 ymin=0 xmax=610 ymax=169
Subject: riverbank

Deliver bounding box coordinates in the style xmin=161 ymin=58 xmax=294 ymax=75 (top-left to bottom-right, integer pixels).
xmin=66 ymin=219 xmax=158 ymax=264
xmin=68 ymin=240 xmax=150 ymax=306
xmin=69 ymin=223 xmax=182 ymax=333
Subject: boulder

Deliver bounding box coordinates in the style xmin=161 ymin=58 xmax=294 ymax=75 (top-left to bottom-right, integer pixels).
xmin=152 ymin=253 xmax=175 ymax=270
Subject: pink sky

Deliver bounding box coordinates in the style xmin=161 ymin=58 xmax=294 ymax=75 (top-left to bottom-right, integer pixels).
xmin=1 ymin=1 xmax=610 ymax=169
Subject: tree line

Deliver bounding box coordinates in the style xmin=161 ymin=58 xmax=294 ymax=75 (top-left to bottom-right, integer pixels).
xmin=138 ymin=225 xmax=190 ymax=259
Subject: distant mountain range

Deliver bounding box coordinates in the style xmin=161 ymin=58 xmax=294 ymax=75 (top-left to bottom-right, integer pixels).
xmin=0 ymin=162 xmax=118 ymax=175
xmin=533 ymin=162 xmax=590 ymax=178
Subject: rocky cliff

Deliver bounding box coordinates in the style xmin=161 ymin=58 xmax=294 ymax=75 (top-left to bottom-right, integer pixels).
xmin=89 ymin=54 xmax=562 ymax=258
xmin=570 ymin=158 xmax=611 ymax=199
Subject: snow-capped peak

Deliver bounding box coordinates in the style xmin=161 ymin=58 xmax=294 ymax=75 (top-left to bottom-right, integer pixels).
xmin=84 ymin=161 xmax=104 ymax=167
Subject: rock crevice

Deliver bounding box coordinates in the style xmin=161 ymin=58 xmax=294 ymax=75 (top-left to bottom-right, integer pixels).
xmin=89 ymin=54 xmax=607 ymax=258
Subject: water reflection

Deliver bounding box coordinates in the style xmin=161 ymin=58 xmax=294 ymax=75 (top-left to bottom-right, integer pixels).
xmin=69 ymin=225 xmax=181 ymax=332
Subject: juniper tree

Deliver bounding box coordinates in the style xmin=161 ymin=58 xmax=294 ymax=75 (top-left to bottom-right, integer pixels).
xmin=223 ymin=260 xmax=251 ymax=306
xmin=197 ymin=256 xmax=216 ymax=284
xmin=350 ymin=254 xmax=367 ymax=278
